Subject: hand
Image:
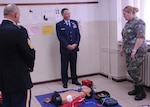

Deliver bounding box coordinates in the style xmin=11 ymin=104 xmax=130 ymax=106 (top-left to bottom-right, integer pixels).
xmin=44 ymin=98 xmax=52 ymax=103
xmin=119 ymin=49 xmax=124 ymax=56
xmin=67 ymin=45 xmax=73 ymax=50
xmin=131 ymin=51 xmax=136 ymax=60
xmin=71 ymin=44 xmax=77 ymax=50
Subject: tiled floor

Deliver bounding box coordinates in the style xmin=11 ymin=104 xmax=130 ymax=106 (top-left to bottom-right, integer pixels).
xmin=31 ymin=75 xmax=150 ymax=107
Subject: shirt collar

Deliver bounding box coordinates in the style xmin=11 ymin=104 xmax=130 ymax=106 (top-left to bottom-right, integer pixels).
xmin=3 ymin=18 xmax=16 ymax=25
xmin=64 ymin=20 xmax=70 ymax=23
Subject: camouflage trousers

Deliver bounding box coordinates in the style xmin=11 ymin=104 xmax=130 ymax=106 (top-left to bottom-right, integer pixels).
xmin=126 ymin=53 xmax=146 ymax=86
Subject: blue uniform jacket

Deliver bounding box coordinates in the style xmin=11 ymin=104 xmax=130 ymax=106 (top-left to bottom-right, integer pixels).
xmin=56 ymin=19 xmax=81 ymax=54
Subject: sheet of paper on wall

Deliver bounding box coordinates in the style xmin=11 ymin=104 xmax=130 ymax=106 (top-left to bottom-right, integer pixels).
xmin=27 ymin=26 xmax=41 ymax=36
xmin=42 ymin=8 xmax=55 ymax=24
xmin=28 ymin=8 xmax=42 ymax=24
xmin=19 ymin=7 xmax=30 ymax=24
xmin=42 ymin=25 xmax=54 ymax=35
xmin=55 ymin=8 xmax=62 ymax=22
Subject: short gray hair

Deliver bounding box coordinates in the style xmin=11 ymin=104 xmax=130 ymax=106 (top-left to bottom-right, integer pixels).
xmin=4 ymin=4 xmax=19 ymax=16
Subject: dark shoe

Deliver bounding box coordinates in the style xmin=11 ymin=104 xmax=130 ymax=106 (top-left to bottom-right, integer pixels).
xmin=134 ymin=86 xmax=146 ymax=101
xmin=128 ymin=85 xmax=138 ymax=95
xmin=72 ymin=81 xmax=81 ymax=86
xmin=135 ymin=92 xmax=146 ymax=100
xmin=63 ymin=84 xmax=68 ymax=88
xmin=128 ymin=89 xmax=137 ymax=95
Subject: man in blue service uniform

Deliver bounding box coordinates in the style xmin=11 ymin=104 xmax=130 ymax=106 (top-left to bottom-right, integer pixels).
xmin=0 ymin=4 xmax=35 ymax=107
xmin=56 ymin=8 xmax=81 ymax=88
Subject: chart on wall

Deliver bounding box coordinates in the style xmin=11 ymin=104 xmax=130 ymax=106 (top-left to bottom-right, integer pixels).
xmin=18 ymin=5 xmax=77 ymax=36
xmin=0 ymin=4 xmax=77 ymax=36
xmin=0 ymin=1 xmax=99 ymax=37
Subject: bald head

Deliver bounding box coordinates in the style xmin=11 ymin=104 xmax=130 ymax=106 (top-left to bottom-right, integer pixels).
xmin=4 ymin=4 xmax=19 ymax=16
xmin=4 ymin=4 xmax=20 ymax=24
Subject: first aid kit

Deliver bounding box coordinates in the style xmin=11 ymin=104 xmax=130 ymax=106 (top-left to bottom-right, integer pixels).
xmin=82 ymin=79 xmax=93 ymax=87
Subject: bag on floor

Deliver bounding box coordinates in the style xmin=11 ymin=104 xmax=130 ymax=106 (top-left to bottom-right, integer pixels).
xmin=103 ymin=98 xmax=118 ymax=107
xmin=94 ymin=91 xmax=110 ymax=104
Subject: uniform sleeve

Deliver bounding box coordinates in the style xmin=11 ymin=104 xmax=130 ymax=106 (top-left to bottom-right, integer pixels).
xmin=56 ymin=23 xmax=69 ymax=47
xmin=134 ymin=20 xmax=146 ymax=38
xmin=19 ymin=25 xmax=29 ymax=38
xmin=75 ymin=21 xmax=81 ymax=45
xmin=17 ymin=27 xmax=35 ymax=72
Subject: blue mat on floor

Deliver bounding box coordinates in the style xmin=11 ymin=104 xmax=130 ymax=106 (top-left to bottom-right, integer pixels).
xmin=35 ymin=90 xmax=122 ymax=107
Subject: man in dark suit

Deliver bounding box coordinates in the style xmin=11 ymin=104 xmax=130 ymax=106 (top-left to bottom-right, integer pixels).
xmin=0 ymin=4 xmax=35 ymax=107
xmin=56 ymin=8 xmax=81 ymax=88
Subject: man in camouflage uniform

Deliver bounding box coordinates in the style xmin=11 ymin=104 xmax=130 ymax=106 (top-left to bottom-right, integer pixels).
xmin=120 ymin=6 xmax=147 ymax=101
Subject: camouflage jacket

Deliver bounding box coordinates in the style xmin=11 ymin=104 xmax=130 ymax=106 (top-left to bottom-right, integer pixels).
xmin=122 ymin=16 xmax=147 ymax=54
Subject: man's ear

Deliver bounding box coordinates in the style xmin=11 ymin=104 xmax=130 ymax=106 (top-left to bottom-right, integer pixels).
xmin=14 ymin=13 xmax=17 ymax=18
xmin=13 ymin=12 xmax=19 ymax=18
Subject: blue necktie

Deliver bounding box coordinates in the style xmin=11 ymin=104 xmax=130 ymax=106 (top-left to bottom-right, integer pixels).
xmin=67 ymin=21 xmax=70 ymax=27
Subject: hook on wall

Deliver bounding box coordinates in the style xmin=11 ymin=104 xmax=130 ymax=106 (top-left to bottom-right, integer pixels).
xmin=29 ymin=9 xmax=33 ymax=13
xmin=43 ymin=15 xmax=48 ymax=21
